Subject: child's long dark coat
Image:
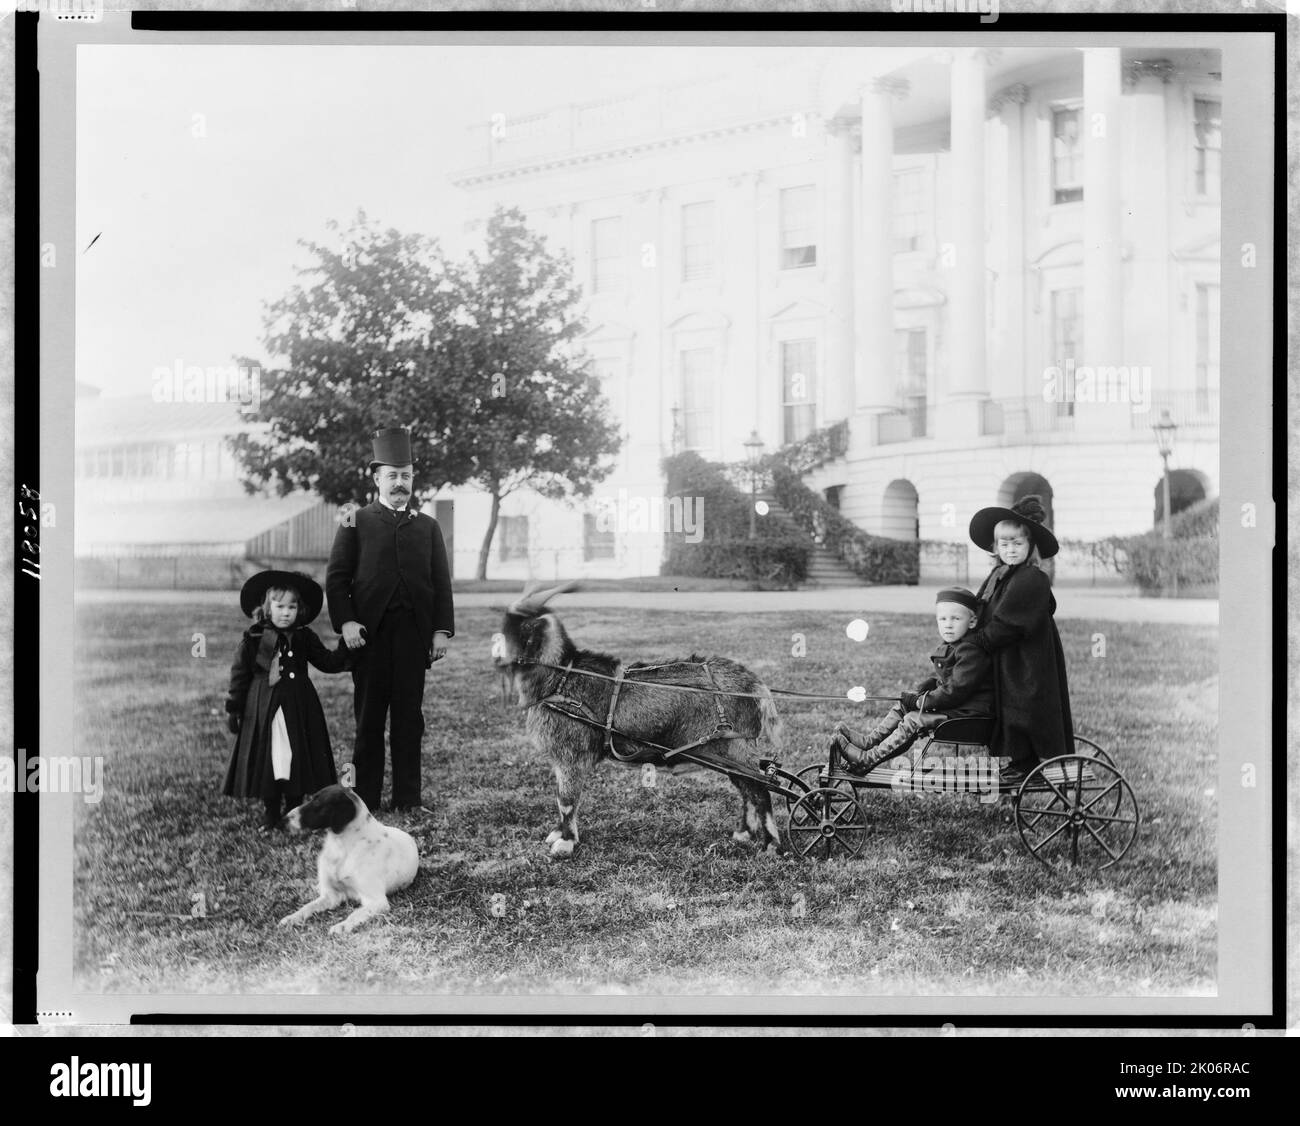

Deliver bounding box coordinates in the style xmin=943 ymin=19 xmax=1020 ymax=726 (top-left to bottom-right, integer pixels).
xmin=972 ymin=562 xmax=1075 ymax=762
xmin=223 ymin=622 xmax=351 ymax=799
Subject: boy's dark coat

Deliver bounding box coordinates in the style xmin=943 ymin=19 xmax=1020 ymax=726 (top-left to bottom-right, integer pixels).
xmin=914 ymin=637 xmax=993 ymax=716
xmin=971 ymin=562 xmax=1075 ymax=762
xmin=223 ymin=623 xmax=350 ymax=798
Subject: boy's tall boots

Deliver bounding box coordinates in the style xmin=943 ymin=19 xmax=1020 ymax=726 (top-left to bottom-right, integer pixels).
xmin=830 ymin=705 xmax=905 ymax=775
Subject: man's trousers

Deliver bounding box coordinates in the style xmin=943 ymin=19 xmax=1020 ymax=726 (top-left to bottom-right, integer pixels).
xmin=351 ymin=607 xmax=426 ymax=810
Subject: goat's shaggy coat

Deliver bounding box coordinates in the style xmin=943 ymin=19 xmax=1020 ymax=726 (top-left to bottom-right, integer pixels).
xmin=495 ymin=583 xmax=784 ymax=857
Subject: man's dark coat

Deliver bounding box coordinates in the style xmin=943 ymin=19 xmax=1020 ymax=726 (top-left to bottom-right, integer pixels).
xmin=325 ymin=501 xmax=455 ymax=651
xmin=971 ymin=562 xmax=1075 ymax=763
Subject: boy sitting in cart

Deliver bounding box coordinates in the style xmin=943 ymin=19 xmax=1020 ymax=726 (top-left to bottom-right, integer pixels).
xmin=831 ymin=588 xmax=994 ymax=775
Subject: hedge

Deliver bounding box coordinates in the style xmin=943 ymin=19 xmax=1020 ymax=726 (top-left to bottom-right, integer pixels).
xmin=767 ymin=463 xmax=919 ymax=585
xmin=663 ymin=538 xmax=809 ymax=590
xmin=660 ymin=451 xmax=809 ymax=587
xmin=1108 ymin=496 xmax=1219 ymax=596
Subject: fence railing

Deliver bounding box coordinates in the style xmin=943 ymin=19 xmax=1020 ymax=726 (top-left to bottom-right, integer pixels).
xmin=875 ymin=406 xmax=933 ymax=445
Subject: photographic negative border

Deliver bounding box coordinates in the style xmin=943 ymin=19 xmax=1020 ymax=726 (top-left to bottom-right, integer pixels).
xmin=7 ymin=4 xmax=1285 ymax=1034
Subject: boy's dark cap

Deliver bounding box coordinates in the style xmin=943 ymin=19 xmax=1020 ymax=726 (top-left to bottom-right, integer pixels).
xmin=935 ymin=587 xmax=979 ymax=613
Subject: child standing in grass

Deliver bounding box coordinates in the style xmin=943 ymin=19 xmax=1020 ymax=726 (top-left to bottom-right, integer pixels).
xmin=965 ymin=494 xmax=1075 ymax=783
xmin=223 ymin=570 xmax=353 ymax=832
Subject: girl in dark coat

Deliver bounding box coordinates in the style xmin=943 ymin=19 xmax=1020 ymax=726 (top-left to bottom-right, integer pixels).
xmin=966 ymin=495 xmax=1075 ymax=783
xmin=223 ymin=570 xmax=353 ymax=831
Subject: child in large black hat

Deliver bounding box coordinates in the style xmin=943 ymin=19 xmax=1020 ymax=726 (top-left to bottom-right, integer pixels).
xmin=222 ymin=570 xmax=354 ymax=831
xmin=965 ymin=494 xmax=1075 ymax=783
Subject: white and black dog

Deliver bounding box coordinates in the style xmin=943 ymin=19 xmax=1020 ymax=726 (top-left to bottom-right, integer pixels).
xmin=278 ymin=785 xmax=419 ymax=935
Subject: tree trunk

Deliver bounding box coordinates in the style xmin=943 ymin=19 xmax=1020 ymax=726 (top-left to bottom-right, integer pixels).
xmin=476 ymin=488 xmax=501 ymax=581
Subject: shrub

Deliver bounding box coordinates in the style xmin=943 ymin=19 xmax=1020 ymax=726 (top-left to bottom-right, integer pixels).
xmin=660 ymin=451 xmax=808 ymax=587
xmin=663 ymin=538 xmax=809 ymax=590
xmin=767 ymin=463 xmax=919 ymax=585
xmin=1109 ymin=497 xmax=1219 ymax=596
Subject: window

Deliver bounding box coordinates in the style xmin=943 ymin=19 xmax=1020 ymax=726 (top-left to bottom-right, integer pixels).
xmin=779 ymin=185 xmax=817 ymax=269
xmin=680 ymin=347 xmax=715 ymax=450
xmin=583 ymin=513 xmax=616 ymax=561
xmin=894 ymin=328 xmax=928 ymax=436
xmin=592 ymin=356 xmax=624 ymax=428
xmin=1051 ymin=288 xmax=1082 ymax=416
xmin=591 ymin=217 xmax=624 ymax=294
xmin=892 ymin=169 xmax=926 ymax=253
xmin=1051 ymin=107 xmax=1084 ymax=204
xmin=1195 ymin=283 xmax=1220 ymax=413
xmin=681 ymin=201 xmax=716 ymax=282
xmin=1193 ymin=98 xmax=1221 ymax=198
xmin=498 ymin=516 xmax=529 ymax=562
xmin=780 ymin=339 xmax=818 ymax=443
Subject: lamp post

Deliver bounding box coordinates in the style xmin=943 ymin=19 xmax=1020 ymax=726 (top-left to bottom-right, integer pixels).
xmin=1151 ymin=409 xmax=1177 ymax=539
xmin=743 ymin=429 xmax=765 ymax=541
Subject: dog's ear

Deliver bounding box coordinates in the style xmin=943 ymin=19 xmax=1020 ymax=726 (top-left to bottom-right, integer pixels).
xmin=324 ymin=788 xmax=358 ymax=833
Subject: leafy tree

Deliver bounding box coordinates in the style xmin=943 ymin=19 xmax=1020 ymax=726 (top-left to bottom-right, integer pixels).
xmin=230 ymin=211 xmax=478 ymax=503
xmin=444 ymin=207 xmax=622 ymax=578
xmin=233 ymin=206 xmax=622 ymax=579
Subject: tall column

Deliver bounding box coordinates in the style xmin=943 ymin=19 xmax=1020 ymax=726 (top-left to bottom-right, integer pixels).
xmin=1123 ymin=59 xmax=1172 ymax=410
xmin=823 ymin=117 xmax=858 ymax=424
xmin=988 ymin=83 xmax=1029 ymax=403
xmin=856 ymin=77 xmax=907 ymax=417
xmin=939 ymin=48 xmax=991 ymax=440
xmin=1079 ymin=46 xmax=1126 ymax=432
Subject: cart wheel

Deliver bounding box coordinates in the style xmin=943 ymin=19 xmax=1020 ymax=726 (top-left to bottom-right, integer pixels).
xmin=788 ymin=763 xmax=851 ymax=810
xmin=1073 ymin=735 xmax=1116 ymax=770
xmin=767 ymin=765 xmax=812 ymax=816
xmin=1014 ymin=755 xmax=1140 ymax=871
xmin=786 ymin=787 xmax=868 ymax=861
xmin=1068 ymin=737 xmax=1122 ymax=817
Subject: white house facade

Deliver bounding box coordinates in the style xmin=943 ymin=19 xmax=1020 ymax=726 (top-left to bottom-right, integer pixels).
xmin=447 ymin=46 xmax=1220 ymax=582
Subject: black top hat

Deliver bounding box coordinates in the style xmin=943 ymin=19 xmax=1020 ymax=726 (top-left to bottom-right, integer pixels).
xmin=969 ymin=494 xmax=1059 ymax=560
xmin=368 ymin=427 xmax=414 ymax=473
xmin=239 ymin=570 xmax=324 ymax=626
xmin=935 ymin=587 xmax=980 ymax=613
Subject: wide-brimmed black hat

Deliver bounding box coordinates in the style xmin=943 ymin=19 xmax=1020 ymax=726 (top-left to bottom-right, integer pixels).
xmin=368 ymin=427 xmax=414 ymax=473
xmin=969 ymin=494 xmax=1059 ymax=560
xmin=239 ymin=570 xmax=324 ymax=625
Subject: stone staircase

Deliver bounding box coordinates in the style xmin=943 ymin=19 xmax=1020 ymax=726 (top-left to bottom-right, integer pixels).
xmin=757 ymin=493 xmax=863 ymax=588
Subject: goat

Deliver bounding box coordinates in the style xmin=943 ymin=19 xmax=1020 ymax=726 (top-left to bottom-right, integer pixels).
xmin=494 ymin=581 xmax=784 ymax=858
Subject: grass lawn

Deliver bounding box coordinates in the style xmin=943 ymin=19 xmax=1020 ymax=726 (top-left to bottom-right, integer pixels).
xmin=72 ymin=600 xmax=1217 ymax=997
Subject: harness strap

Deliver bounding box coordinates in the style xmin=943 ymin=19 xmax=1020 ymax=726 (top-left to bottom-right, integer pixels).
xmin=606 ymin=666 xmax=634 ymax=759
xmin=701 ymin=660 xmax=733 ymax=731
xmin=541 ymin=699 xmax=751 ymax=762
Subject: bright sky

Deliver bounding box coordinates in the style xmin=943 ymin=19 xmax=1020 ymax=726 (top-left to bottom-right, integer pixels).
xmin=75 ymin=43 xmax=803 ymax=398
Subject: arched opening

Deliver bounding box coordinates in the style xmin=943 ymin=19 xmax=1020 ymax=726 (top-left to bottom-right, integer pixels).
xmin=1153 ymin=469 xmax=1209 ymax=527
xmin=995 ymin=472 xmax=1055 ymax=576
xmin=881 ymin=479 xmax=920 ymax=541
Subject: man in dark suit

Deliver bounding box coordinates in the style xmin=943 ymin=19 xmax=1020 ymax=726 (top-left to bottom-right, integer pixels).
xmin=326 ymin=428 xmax=454 ymax=812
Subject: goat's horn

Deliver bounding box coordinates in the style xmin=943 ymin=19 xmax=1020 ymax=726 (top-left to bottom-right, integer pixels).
xmin=511 ymin=579 xmax=579 ymax=613
xmin=507 ymin=579 xmax=548 ymax=615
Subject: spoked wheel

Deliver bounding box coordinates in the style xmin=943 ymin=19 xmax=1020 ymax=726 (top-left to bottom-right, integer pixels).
xmin=1073 ymin=735 xmax=1116 ymax=770
xmin=786 ymin=787 xmax=868 ymax=861
xmin=787 ymin=764 xmax=852 ymax=813
xmin=1069 ymin=737 xmax=1121 ymax=818
xmin=767 ymin=765 xmax=812 ymax=815
xmin=1014 ymin=755 xmax=1140 ymax=871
